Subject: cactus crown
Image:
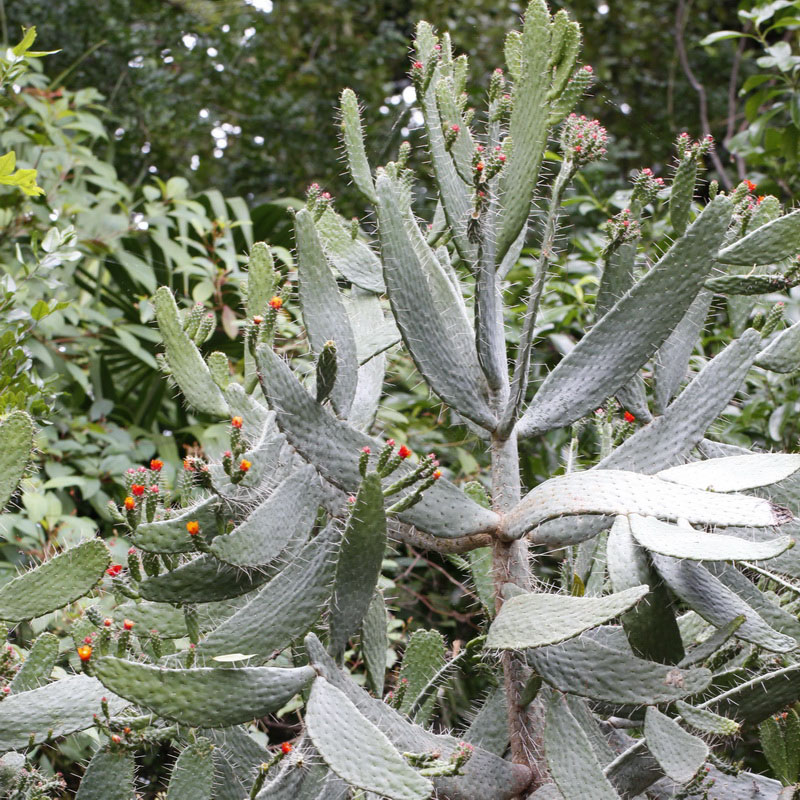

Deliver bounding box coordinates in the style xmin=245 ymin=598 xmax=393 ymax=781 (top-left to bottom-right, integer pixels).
xmin=2 ymin=3 xmax=800 ymax=798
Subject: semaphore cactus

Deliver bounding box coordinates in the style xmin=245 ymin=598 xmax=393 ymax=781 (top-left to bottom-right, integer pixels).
xmin=3 ymin=3 xmax=800 ymax=799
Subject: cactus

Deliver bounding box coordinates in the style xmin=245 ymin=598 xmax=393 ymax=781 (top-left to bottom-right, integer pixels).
xmin=4 ymin=3 xmax=800 ymax=798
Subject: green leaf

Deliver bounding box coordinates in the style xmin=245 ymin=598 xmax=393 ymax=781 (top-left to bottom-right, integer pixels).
xmin=699 ymin=30 xmax=749 ymax=45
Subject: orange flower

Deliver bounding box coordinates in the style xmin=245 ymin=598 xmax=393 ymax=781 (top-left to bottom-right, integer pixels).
xmin=268 ymin=296 xmax=283 ymax=310
xmin=186 ymin=520 xmax=200 ymax=536
xmin=744 ymin=179 xmax=757 ymax=192
xmin=239 ymin=459 xmax=252 ymax=473
xmin=77 ymin=645 xmax=92 ymax=662
xmin=281 ymin=742 xmax=293 ymax=754
xmin=123 ymin=496 xmax=135 ymax=510
xmin=231 ymin=416 xmax=243 ymax=429
xmin=131 ymin=484 xmax=145 ymax=497
xmin=432 ymin=470 xmax=442 ymax=480
xmin=150 ymin=458 xmax=164 ymax=471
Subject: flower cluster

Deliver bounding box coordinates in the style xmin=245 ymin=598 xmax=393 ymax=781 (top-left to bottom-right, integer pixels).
xmin=561 ymin=114 xmax=607 ymax=167
xmin=605 ymin=207 xmax=641 ymax=249
xmin=631 ymin=167 xmax=665 ymax=206
xmin=675 ymin=131 xmax=714 ymax=161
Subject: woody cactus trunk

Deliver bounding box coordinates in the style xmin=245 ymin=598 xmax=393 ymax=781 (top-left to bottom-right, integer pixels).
xmin=4 ymin=2 xmax=800 ymax=799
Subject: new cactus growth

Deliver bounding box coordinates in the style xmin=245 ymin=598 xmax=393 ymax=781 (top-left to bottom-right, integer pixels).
xmin=3 ymin=3 xmax=800 ymax=798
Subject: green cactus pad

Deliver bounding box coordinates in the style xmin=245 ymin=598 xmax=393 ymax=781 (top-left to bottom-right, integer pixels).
xmin=657 ymin=453 xmax=800 ymax=491
xmin=650 ymin=554 xmax=797 ymax=652
xmin=669 ymin=156 xmax=698 ymax=236
xmin=674 ymin=701 xmax=740 ymax=736
xmin=361 ymin=590 xmax=388 ymax=695
xmin=717 ymin=208 xmax=800 ymax=266
xmin=304 ymin=633 xmax=532 ymax=800
xmin=653 ymin=289 xmax=713 ymax=413
xmin=8 ymin=632 xmax=58 ymax=693
xmin=607 ymin=516 xmax=685 ymax=665
xmin=757 ymin=318 xmax=800 ymax=372
xmin=602 ymin=328 xmax=763 ymax=474
xmin=211 ymin=464 xmax=322 ymax=567
xmin=306 ymin=677 xmax=434 ymax=800
xmin=414 ymin=31 xmax=475 ymax=265
xmin=330 ymin=473 xmax=387 ymax=661
xmin=517 ymin=195 xmax=733 ymax=438
xmin=629 ymin=514 xmax=792 ymax=562
xmin=678 ymin=615 xmax=744 ymax=668
xmin=464 ymin=686 xmax=509 ymax=756
xmin=710 ymin=664 xmax=800 ymax=725
xmin=94 ymin=657 xmax=315 ymax=728
xmin=485 ymin=584 xmax=647 ymax=650
xmin=705 ymin=273 xmax=794 ymax=295
xmin=75 ymin=749 xmax=135 ymax=800
xmin=166 ymin=738 xmax=215 ymax=800
xmin=505 ymin=468 xmax=786 ymax=542
xmin=0 ymin=410 xmax=34 ymax=510
xmin=133 ymin=496 xmax=221 ymax=553
xmin=376 ymin=174 xmax=496 ymax=430
xmin=0 ymin=539 xmax=110 ymax=622
xmin=315 ymin=207 xmax=384 ymax=294
xmin=397 ymin=629 xmax=446 ymax=725
xmin=705 ymin=562 xmax=800 ymax=642
xmin=644 ymin=706 xmax=707 ymax=784
xmin=544 ymin=692 xmax=620 ymax=800
xmin=495 ymin=0 xmax=552 ymax=265
xmin=114 ymin=600 xmax=190 ymax=638
xmin=527 ymin=634 xmax=712 ymax=704
xmin=339 ymin=88 xmax=377 ymax=204
xmin=199 ymin=521 xmax=340 ymax=661
xmin=245 ymin=242 xmax=281 ymax=318
xmin=153 ymin=287 xmax=229 ymax=417
xmin=295 ymin=207 xmax=359 ymax=417
xmin=0 ymin=675 xmax=127 ymax=750
xmin=256 ymin=345 xmax=501 ymax=539
xmin=138 ymin=553 xmax=273 ymax=604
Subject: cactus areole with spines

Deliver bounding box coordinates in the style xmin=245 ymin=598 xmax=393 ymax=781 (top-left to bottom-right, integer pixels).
xmin=2 ymin=3 xmax=800 ymax=799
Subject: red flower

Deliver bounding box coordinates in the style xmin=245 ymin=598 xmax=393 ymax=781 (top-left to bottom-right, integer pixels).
xmin=106 ymin=564 xmax=123 ymax=577
xmin=239 ymin=459 xmax=252 ymax=473
xmin=268 ymin=296 xmax=283 ymax=310
xmin=231 ymin=416 xmax=243 ymax=429
xmin=281 ymin=742 xmax=293 ymax=755
xmin=122 ymin=619 xmax=134 ymax=631
xmin=149 ymin=459 xmax=164 ymax=471
xmin=131 ymin=484 xmax=145 ymax=497
xmin=623 ymin=411 xmax=635 ymax=423
xmin=398 ymin=445 xmax=411 ymax=459
xmin=186 ymin=520 xmax=200 ymax=536
xmin=77 ymin=645 xmax=92 ymax=662
xmin=744 ymin=179 xmax=757 ymax=192
xmin=123 ymin=496 xmax=135 ymax=510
